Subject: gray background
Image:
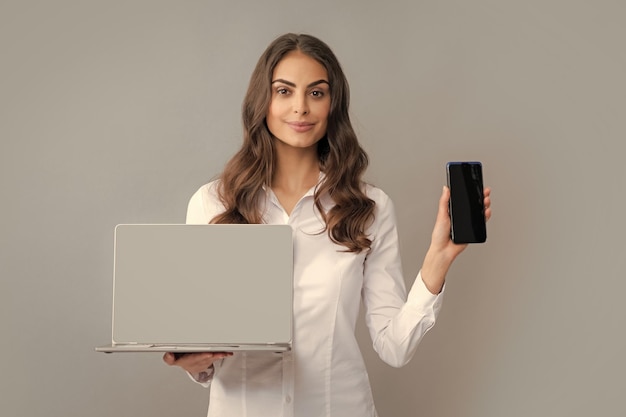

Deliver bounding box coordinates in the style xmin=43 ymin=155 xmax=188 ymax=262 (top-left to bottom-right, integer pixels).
xmin=2 ymin=1 xmax=624 ymax=416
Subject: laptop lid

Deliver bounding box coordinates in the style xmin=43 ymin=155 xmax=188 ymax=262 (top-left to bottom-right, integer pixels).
xmin=97 ymin=224 xmax=293 ymax=353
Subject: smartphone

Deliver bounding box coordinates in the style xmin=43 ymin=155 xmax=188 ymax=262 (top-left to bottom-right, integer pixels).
xmin=446 ymin=162 xmax=487 ymax=244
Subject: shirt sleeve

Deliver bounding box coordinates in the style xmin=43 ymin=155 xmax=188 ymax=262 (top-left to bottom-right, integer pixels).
xmin=186 ymin=181 xmax=224 ymax=224
xmin=361 ymin=190 xmax=444 ymax=368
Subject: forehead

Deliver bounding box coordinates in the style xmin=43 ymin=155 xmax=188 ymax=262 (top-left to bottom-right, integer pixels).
xmin=272 ymin=50 xmax=328 ymax=82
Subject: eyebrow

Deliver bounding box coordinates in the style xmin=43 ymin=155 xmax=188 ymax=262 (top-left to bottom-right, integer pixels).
xmin=271 ymin=79 xmax=330 ymax=88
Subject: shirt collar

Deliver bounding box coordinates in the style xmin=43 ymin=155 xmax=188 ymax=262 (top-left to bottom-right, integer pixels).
xmin=262 ymin=171 xmax=334 ymax=212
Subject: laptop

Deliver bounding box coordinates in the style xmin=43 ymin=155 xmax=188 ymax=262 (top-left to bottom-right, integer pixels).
xmin=96 ymin=224 xmax=293 ymax=354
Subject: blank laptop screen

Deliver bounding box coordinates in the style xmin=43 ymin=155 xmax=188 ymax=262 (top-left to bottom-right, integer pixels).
xmin=111 ymin=224 xmax=293 ymax=346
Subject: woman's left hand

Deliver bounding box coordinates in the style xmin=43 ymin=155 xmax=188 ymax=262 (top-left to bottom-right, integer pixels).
xmin=421 ymin=186 xmax=491 ymax=294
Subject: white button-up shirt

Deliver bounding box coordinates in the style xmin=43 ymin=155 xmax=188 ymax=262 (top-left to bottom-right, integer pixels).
xmin=185 ymin=178 xmax=444 ymax=417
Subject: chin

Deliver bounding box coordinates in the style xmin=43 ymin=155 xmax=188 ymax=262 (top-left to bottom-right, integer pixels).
xmin=275 ymin=136 xmax=323 ymax=150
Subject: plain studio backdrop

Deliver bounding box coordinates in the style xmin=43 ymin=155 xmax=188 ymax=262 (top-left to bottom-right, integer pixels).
xmin=1 ymin=1 xmax=625 ymax=416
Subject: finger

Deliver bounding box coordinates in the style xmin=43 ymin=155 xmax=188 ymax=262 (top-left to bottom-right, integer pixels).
xmin=195 ymin=352 xmax=232 ymax=362
xmin=209 ymin=352 xmax=232 ymax=358
xmin=483 ymin=188 xmax=492 ymax=221
xmin=186 ymin=352 xmax=233 ymax=374
xmin=187 ymin=352 xmax=231 ymax=366
xmin=483 ymin=188 xmax=491 ymax=206
xmin=163 ymin=352 xmax=176 ymax=365
xmin=438 ymin=186 xmax=450 ymax=221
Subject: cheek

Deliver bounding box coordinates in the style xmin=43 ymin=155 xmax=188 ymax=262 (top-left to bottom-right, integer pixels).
xmin=267 ymin=101 xmax=277 ymax=119
xmin=320 ymin=99 xmax=331 ymax=118
xmin=266 ymin=102 xmax=281 ymax=128
xmin=269 ymin=102 xmax=291 ymax=127
xmin=317 ymin=103 xmax=331 ymax=126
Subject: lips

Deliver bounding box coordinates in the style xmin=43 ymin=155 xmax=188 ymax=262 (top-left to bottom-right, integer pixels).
xmin=287 ymin=121 xmax=315 ymax=133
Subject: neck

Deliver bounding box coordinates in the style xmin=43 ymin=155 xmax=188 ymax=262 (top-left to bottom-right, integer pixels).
xmin=272 ymin=142 xmax=320 ymax=195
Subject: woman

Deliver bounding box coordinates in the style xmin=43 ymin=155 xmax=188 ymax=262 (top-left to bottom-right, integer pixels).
xmin=163 ymin=33 xmax=491 ymax=417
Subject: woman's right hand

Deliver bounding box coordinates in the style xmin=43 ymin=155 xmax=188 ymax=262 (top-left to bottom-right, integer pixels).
xmin=163 ymin=352 xmax=233 ymax=374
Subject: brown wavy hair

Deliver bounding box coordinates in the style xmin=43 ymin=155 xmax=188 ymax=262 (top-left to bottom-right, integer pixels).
xmin=211 ymin=33 xmax=375 ymax=253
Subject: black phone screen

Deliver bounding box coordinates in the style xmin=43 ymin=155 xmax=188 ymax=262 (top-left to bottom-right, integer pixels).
xmin=446 ymin=162 xmax=486 ymax=244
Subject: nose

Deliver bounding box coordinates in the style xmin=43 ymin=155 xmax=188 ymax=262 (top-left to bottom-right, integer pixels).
xmin=293 ymin=93 xmax=309 ymax=115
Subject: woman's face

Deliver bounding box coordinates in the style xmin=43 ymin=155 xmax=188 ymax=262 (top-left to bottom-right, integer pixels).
xmin=266 ymin=51 xmax=331 ymax=151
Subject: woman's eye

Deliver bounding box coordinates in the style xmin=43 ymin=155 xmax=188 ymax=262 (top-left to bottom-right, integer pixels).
xmin=311 ymin=90 xmax=325 ymax=98
xmin=276 ymin=88 xmax=289 ymax=95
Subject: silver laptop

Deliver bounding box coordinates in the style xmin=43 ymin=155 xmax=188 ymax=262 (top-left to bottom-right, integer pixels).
xmin=96 ymin=224 xmax=293 ymax=354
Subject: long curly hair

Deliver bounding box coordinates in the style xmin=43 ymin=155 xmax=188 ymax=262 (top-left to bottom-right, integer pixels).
xmin=211 ymin=33 xmax=375 ymax=253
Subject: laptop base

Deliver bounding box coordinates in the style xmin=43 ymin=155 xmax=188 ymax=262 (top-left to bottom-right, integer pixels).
xmin=95 ymin=343 xmax=291 ymax=353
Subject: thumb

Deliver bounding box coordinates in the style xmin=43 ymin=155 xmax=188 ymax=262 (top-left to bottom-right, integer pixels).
xmin=437 ymin=186 xmax=451 ymax=223
xmin=163 ymin=352 xmax=176 ymax=366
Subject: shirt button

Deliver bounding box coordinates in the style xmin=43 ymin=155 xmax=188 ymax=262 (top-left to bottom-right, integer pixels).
xmin=285 ymin=395 xmax=292 ymax=404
